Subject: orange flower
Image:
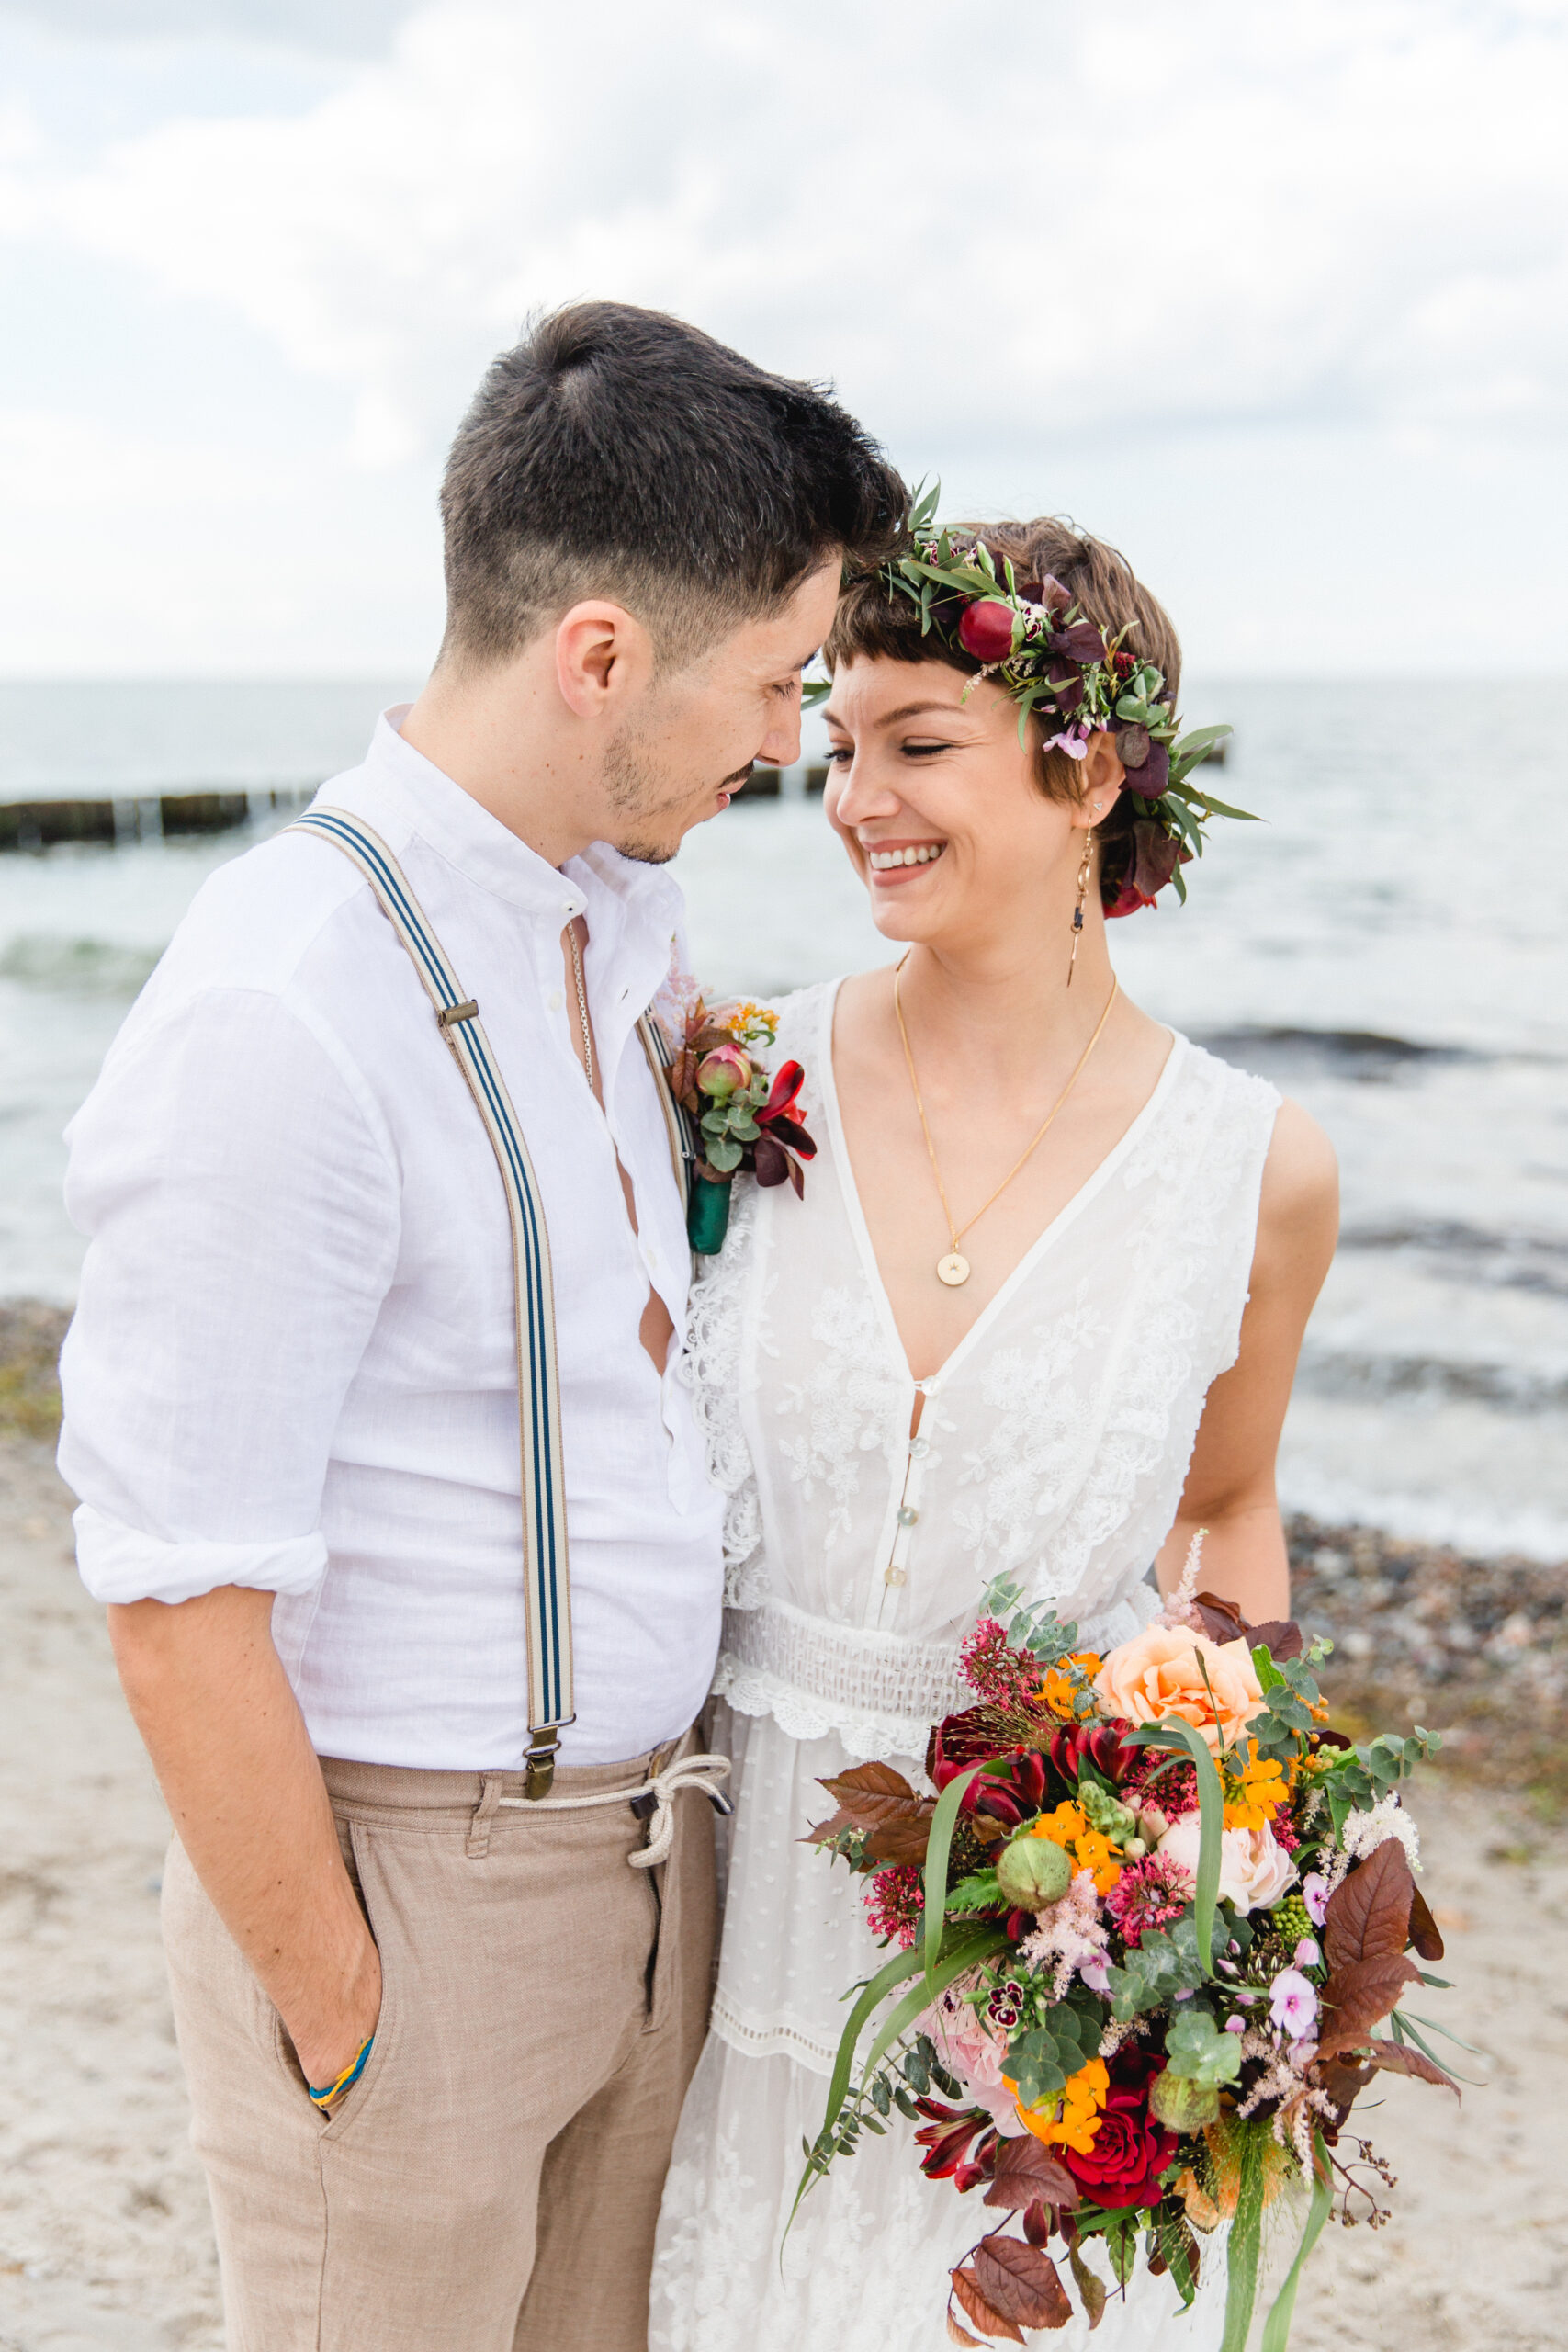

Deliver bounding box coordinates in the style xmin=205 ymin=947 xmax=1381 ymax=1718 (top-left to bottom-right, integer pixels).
xmin=1222 ymin=1740 xmax=1289 ymax=1830
xmin=1013 ymin=2057 xmax=1109 ymax=2155
xmin=1027 ymin=1801 xmax=1121 ymax=1893
xmin=1038 ymin=1652 xmax=1103 ymax=1718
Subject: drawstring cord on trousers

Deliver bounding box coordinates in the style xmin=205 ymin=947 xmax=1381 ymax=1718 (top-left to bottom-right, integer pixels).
xmin=496 ymin=1751 xmax=732 ymax=1868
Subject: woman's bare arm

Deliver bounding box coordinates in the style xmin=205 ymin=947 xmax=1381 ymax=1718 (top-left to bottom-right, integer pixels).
xmin=1154 ymin=1097 xmax=1339 ymax=1625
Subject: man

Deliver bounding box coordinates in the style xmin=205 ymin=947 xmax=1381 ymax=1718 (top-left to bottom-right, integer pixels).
xmin=58 ymin=301 xmax=904 ymax=2351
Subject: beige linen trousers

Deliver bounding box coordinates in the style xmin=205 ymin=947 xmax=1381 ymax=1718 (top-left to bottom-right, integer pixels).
xmin=162 ymin=1736 xmax=716 ymax=2352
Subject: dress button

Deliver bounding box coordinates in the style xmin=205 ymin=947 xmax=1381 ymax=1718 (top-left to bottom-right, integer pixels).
xmin=910 ymin=1437 xmax=930 ymax=1459
xmin=897 ymin=1505 xmax=919 ymax=1527
xmin=884 ymin=1566 xmax=907 ymax=1588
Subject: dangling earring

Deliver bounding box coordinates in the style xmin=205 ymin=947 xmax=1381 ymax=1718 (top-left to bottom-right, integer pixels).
xmin=1067 ymin=827 xmax=1096 ymax=986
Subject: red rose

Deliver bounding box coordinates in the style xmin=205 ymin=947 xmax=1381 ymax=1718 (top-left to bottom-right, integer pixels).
xmin=1105 ymin=879 xmax=1157 ymax=919
xmin=1061 ymin=2072 xmax=1178 ymax=2211
xmin=957 ymin=600 xmax=1017 ymax=662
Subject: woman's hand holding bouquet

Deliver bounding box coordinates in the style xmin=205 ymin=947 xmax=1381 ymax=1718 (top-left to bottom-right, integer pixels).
xmin=800 ymin=1549 xmax=1457 ymax=2349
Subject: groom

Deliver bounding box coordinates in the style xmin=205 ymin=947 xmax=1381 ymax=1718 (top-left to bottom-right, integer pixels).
xmin=58 ymin=302 xmax=904 ymax=2351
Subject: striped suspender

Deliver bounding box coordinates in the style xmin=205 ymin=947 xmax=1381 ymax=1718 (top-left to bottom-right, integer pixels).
xmin=290 ymin=808 xmax=573 ymax=1795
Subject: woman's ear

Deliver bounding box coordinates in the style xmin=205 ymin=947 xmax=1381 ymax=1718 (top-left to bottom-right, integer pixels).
xmin=1073 ymin=729 xmax=1126 ymax=825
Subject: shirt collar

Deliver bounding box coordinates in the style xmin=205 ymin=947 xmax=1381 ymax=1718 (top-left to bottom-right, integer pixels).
xmin=351 ymin=707 xmax=685 ymax=959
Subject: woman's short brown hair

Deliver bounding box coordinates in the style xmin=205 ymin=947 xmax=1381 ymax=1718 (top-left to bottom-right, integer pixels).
xmin=823 ymin=515 xmax=1181 ymax=907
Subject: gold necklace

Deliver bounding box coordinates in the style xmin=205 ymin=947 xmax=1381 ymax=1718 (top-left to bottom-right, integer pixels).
xmin=566 ymin=918 xmax=595 ymax=1096
xmin=892 ymin=959 xmax=1120 ymax=1286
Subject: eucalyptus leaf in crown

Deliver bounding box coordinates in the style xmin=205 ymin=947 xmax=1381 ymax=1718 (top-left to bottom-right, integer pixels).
xmin=812 ymin=485 xmax=1258 ymax=916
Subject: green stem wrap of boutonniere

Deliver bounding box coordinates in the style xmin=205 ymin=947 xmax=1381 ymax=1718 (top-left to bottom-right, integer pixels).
xmin=668 ymin=999 xmax=818 ymax=1256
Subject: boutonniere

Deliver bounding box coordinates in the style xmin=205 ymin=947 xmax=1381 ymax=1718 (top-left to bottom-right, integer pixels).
xmin=669 ymin=999 xmax=818 ymax=1254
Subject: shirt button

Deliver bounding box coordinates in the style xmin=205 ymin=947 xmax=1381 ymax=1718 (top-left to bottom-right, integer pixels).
xmin=547 ymin=989 xmax=563 ymax=1012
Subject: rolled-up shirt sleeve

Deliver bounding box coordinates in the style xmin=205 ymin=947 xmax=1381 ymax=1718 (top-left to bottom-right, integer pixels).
xmin=59 ymin=983 xmax=400 ymax=1607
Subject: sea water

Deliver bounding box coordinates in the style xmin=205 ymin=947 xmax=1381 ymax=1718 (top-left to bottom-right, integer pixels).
xmin=2 ymin=678 xmax=1564 ymax=1560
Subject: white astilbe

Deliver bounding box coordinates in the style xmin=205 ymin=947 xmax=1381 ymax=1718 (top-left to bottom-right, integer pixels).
xmin=1017 ymin=1871 xmax=1111 ymax=2001
xmin=1341 ymin=1794 xmax=1421 ymax=1871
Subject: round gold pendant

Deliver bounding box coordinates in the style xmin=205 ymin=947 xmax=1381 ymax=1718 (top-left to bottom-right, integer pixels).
xmin=936 ymin=1252 xmax=971 ymax=1287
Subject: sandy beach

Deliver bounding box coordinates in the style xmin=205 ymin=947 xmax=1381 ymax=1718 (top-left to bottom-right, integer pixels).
xmin=2 ymin=1360 xmax=1564 ymax=2347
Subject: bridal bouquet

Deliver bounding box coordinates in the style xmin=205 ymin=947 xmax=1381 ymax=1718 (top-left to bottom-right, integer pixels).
xmin=801 ymin=1557 xmax=1458 ymax=2349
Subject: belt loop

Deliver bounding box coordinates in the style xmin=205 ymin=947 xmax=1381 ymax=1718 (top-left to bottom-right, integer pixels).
xmin=466 ymin=1773 xmax=504 ymax=1860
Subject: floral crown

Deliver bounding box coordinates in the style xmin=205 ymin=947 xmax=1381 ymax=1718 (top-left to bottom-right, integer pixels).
xmin=833 ymin=487 xmax=1254 ymax=914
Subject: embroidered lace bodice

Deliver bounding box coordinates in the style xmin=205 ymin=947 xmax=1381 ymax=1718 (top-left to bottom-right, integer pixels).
xmin=685 ymin=979 xmax=1282 ymax=1762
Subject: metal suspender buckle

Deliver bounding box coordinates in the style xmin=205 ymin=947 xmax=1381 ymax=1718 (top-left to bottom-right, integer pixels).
xmin=436 ymin=999 xmax=479 ymax=1029
xmin=523 ymin=1729 xmax=560 ymax=1801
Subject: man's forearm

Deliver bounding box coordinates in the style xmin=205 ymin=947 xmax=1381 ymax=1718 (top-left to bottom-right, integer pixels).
xmin=108 ymin=1584 xmax=380 ymax=2090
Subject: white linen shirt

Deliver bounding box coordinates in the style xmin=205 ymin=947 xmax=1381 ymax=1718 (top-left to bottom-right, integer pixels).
xmin=59 ymin=709 xmax=725 ymax=1769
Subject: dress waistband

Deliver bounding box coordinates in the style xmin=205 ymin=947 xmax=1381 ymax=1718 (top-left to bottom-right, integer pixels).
xmin=718 ymin=1599 xmax=969 ymax=1736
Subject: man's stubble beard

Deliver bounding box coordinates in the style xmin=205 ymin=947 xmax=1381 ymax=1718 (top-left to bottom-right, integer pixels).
xmin=602 ymin=722 xmax=750 ymax=866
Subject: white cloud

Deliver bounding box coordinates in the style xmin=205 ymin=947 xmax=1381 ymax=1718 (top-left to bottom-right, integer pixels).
xmin=8 ymin=0 xmax=1566 ymax=461
xmin=1 ymin=0 xmax=1565 ymax=671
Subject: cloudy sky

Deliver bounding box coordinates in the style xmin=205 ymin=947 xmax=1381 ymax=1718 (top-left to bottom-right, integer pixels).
xmin=1 ymin=0 xmax=1563 ymax=677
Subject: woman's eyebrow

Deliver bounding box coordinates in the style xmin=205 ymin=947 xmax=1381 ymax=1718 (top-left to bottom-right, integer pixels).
xmin=824 ymin=700 xmax=963 ymax=730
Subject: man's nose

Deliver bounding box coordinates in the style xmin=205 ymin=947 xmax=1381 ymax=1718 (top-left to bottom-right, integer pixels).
xmin=756 ymin=707 xmax=804 ymax=769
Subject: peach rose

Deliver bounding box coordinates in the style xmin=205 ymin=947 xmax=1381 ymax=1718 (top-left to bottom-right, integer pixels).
xmin=1094 ymin=1624 xmax=1265 ymax=1757
xmin=1157 ymin=1817 xmax=1296 ymax=1915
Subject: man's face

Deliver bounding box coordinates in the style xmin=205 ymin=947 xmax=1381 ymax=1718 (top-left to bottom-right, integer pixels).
xmin=600 ymin=559 xmax=841 ymax=863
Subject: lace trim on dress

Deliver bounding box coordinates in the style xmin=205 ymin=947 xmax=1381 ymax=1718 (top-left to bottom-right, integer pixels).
xmin=715 ymin=1599 xmax=968 ymax=1762
xmin=708 ymin=1991 xmax=842 ymax=2074
xmin=681 ymin=1176 xmax=769 ymax=1607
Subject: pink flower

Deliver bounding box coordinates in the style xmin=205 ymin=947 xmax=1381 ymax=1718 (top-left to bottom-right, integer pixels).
xmin=695 ymin=1043 xmax=752 ymax=1099
xmin=927 ymin=1989 xmax=1026 ymax=2137
xmin=1157 ymin=1819 xmax=1296 ymax=1916
xmin=1302 ymin=1872 xmax=1330 ymax=1927
xmin=1104 ymin=1855 xmax=1188 ymax=1946
xmin=1293 ymin=1937 xmax=1321 ymax=1970
xmin=1269 ymin=1969 xmax=1319 ymax=2038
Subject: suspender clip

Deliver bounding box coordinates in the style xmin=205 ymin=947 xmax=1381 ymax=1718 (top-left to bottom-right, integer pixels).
xmin=523 ymin=1730 xmax=560 ymax=1801
xmin=436 ymin=999 xmax=479 ymax=1029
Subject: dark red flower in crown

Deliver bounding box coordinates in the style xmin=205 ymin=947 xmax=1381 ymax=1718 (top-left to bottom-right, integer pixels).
xmin=957 ymin=600 xmax=1017 ymax=662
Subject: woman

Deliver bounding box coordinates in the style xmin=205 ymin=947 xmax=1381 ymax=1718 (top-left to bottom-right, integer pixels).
xmin=649 ymin=517 xmax=1337 ymax=2348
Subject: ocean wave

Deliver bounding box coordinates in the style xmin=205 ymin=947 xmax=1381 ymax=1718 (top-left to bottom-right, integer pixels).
xmin=1197 ymin=1023 xmax=1486 ymax=1079
xmin=1278 ymin=1459 xmax=1568 ymax=1566
xmin=0 ymin=933 xmax=161 ymax=996
xmin=1337 ymin=1220 xmax=1568 ymax=1296
xmin=1295 ymin=1344 xmax=1568 ymax=1413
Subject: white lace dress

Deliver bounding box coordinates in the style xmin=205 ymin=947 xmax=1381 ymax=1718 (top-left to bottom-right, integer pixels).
xmin=649 ymin=981 xmax=1280 ymax=2351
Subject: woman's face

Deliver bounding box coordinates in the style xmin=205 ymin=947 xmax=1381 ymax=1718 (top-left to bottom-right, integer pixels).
xmin=822 ymin=657 xmax=1092 ymax=955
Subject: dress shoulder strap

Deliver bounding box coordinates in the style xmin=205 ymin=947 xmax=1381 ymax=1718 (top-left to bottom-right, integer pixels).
xmin=289 ymin=806 xmax=571 ymax=1794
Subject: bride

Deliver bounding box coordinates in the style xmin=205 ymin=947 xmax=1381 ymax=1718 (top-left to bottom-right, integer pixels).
xmin=649 ymin=515 xmax=1338 ymax=2348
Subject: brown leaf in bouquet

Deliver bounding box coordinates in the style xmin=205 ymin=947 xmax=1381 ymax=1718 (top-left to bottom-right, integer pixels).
xmin=982 ymin=2134 xmax=1081 ymax=2217
xmin=1312 ymin=2055 xmax=1374 ymax=2131
xmin=951 ymin=2267 xmax=1025 ymax=2345
xmin=1190 ymin=1590 xmax=1303 ymax=1660
xmin=1315 ymin=1952 xmax=1421 ymax=2061
xmin=1408 ymin=1883 xmax=1446 ymax=1962
xmin=1364 ymin=2037 xmax=1460 ymax=2095
xmin=1324 ymin=1838 xmax=1416 ymax=1971
xmin=972 ymin=2233 xmax=1074 ymax=2331
xmin=947 ymin=2312 xmax=985 ymax=2348
xmin=807 ymin=1760 xmax=935 ymax=1864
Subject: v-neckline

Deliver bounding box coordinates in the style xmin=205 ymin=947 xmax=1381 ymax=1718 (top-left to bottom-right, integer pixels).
xmin=817 ymin=976 xmax=1186 ymax=1396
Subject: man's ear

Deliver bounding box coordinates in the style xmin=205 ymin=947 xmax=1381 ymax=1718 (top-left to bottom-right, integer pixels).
xmin=553 ymin=600 xmax=655 ymax=720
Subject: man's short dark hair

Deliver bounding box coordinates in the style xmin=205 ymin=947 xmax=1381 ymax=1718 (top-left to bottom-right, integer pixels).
xmin=437 ymin=301 xmax=907 ymax=673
